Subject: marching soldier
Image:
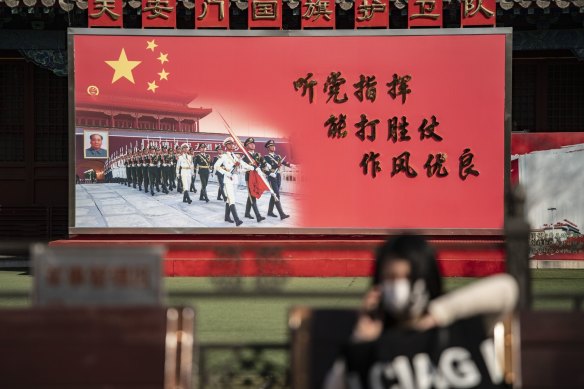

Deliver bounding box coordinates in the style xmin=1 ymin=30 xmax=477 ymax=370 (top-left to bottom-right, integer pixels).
xmin=155 ymin=147 xmax=165 ymax=194
xmin=168 ymin=147 xmax=177 ymax=191
xmin=242 ymin=137 xmax=266 ymax=223
xmin=141 ymin=147 xmax=150 ymax=194
xmin=146 ymin=146 xmax=159 ymax=196
xmin=213 ymin=137 xmax=257 ymax=226
xmin=189 ymin=147 xmax=198 ymax=194
xmin=160 ymin=146 xmax=170 ymax=194
xmin=263 ymin=140 xmax=292 ymax=220
xmin=124 ymin=152 xmax=131 ymax=187
xmin=176 ymin=143 xmax=194 ymax=204
xmin=131 ymin=150 xmax=139 ymax=189
xmin=194 ymin=143 xmax=211 ymax=203
xmin=135 ymin=149 xmax=143 ymax=191
xmin=131 ymin=151 xmax=138 ymax=188
xmin=211 ymin=145 xmax=227 ymax=201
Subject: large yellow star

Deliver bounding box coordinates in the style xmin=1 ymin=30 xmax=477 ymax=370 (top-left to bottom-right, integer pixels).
xmin=158 ymin=69 xmax=170 ymax=81
xmin=157 ymin=52 xmax=169 ymax=64
xmin=147 ymin=80 xmax=159 ymax=93
xmin=146 ymin=40 xmax=158 ymax=52
xmin=105 ymin=49 xmax=141 ymax=84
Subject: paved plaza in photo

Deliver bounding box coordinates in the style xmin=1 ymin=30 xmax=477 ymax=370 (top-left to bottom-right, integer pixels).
xmin=75 ymin=181 xmax=299 ymax=228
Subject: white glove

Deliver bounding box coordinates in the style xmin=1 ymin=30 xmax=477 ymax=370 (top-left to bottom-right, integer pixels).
xmin=269 ymin=173 xmax=277 ymax=178
xmin=255 ymin=167 xmax=262 ymax=172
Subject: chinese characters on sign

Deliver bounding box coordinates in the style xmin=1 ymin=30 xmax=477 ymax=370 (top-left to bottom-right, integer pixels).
xmin=33 ymin=246 xmax=163 ymax=306
xmin=461 ymin=0 xmax=496 ymax=26
xmin=142 ymin=0 xmax=176 ymax=28
xmin=196 ymin=0 xmax=229 ymax=28
xmin=354 ymin=0 xmax=389 ymax=28
xmin=293 ymin=71 xmax=481 ymax=180
xmin=294 ymin=72 xmax=411 ymax=105
xmin=248 ymin=0 xmax=282 ymax=29
xmin=88 ymin=0 xmax=497 ymax=29
xmin=88 ymin=0 xmax=123 ymax=27
xmin=301 ymin=0 xmax=335 ymax=29
xmin=408 ymin=0 xmax=443 ymax=28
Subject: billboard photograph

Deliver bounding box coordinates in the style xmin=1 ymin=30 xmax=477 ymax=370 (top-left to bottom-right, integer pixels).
xmin=71 ymin=30 xmax=510 ymax=233
xmin=511 ymin=132 xmax=584 ymax=261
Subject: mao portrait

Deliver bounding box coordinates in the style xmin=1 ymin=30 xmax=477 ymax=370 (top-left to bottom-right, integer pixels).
xmin=84 ymin=131 xmax=109 ymax=159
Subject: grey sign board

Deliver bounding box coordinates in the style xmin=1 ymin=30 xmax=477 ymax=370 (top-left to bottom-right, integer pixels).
xmin=33 ymin=245 xmax=164 ymax=306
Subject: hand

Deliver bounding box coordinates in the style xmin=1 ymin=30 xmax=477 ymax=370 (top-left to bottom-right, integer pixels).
xmin=412 ymin=314 xmax=438 ymax=332
xmin=362 ymin=286 xmax=382 ymax=314
xmin=352 ymin=287 xmax=383 ymax=342
xmin=269 ymin=173 xmax=277 ymax=178
xmin=352 ymin=314 xmax=383 ymax=342
xmin=255 ymin=167 xmax=262 ymax=172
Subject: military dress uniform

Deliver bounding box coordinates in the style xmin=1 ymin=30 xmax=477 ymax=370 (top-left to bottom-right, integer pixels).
xmin=263 ymin=140 xmax=291 ymax=220
xmin=242 ymin=137 xmax=266 ymax=223
xmin=212 ymin=145 xmax=227 ymax=201
xmin=124 ymin=155 xmax=131 ymax=186
xmin=154 ymin=150 xmax=165 ymax=193
xmin=131 ymin=154 xmax=139 ymax=189
xmin=194 ymin=144 xmax=211 ymax=202
xmin=213 ymin=137 xmax=256 ymax=226
xmin=160 ymin=148 xmax=170 ymax=194
xmin=176 ymin=144 xmax=194 ymax=204
xmin=135 ymin=152 xmax=143 ymax=191
xmin=168 ymin=150 xmax=177 ymax=191
xmin=146 ymin=149 xmax=159 ymax=196
xmin=189 ymin=149 xmax=198 ymax=194
xmin=141 ymin=149 xmax=150 ymax=193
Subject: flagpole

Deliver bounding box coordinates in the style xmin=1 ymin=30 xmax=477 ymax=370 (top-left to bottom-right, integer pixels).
xmin=217 ymin=112 xmax=278 ymax=200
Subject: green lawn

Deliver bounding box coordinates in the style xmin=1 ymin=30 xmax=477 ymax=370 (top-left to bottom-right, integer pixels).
xmin=1 ymin=270 xmax=583 ymax=343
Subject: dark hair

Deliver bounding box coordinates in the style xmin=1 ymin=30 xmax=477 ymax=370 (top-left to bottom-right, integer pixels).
xmin=372 ymin=234 xmax=443 ymax=300
xmin=90 ymin=134 xmax=103 ymax=141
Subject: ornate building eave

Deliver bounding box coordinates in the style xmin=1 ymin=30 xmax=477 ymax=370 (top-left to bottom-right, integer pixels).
xmin=1 ymin=0 xmax=583 ymax=12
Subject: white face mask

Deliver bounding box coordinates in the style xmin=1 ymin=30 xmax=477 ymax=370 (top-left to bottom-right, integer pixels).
xmin=381 ymin=279 xmax=411 ymax=314
xmin=381 ymin=279 xmax=429 ymax=318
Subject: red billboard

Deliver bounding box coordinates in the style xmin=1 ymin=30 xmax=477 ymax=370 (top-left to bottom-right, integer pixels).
xmin=71 ymin=30 xmax=510 ymax=233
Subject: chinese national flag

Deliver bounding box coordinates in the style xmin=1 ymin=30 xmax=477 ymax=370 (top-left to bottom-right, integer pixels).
xmin=248 ymin=171 xmax=271 ymax=199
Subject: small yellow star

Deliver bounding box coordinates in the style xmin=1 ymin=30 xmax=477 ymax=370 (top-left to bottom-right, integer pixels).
xmin=147 ymin=81 xmax=159 ymax=93
xmin=105 ymin=48 xmax=142 ymax=84
xmin=146 ymin=40 xmax=158 ymax=52
xmin=158 ymin=69 xmax=170 ymax=81
xmin=157 ymin=52 xmax=169 ymax=64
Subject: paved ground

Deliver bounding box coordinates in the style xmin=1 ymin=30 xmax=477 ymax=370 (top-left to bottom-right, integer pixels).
xmin=75 ymin=181 xmax=299 ymax=228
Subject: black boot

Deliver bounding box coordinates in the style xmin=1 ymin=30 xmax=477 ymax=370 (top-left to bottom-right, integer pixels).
xmin=244 ymin=198 xmax=254 ymax=219
xmin=150 ymin=185 xmax=155 ymax=196
xmin=275 ymin=200 xmax=289 ymax=220
xmin=224 ymin=203 xmax=234 ymax=223
xmin=252 ymin=202 xmax=265 ymax=222
xmin=267 ymin=197 xmax=278 ymax=217
xmin=230 ymin=204 xmax=243 ymax=227
xmin=182 ymin=191 xmax=187 ymax=203
xmin=184 ymin=190 xmax=192 ymax=204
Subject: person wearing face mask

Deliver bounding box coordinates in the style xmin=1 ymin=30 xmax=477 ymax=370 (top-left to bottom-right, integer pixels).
xmin=323 ymin=234 xmax=518 ymax=389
